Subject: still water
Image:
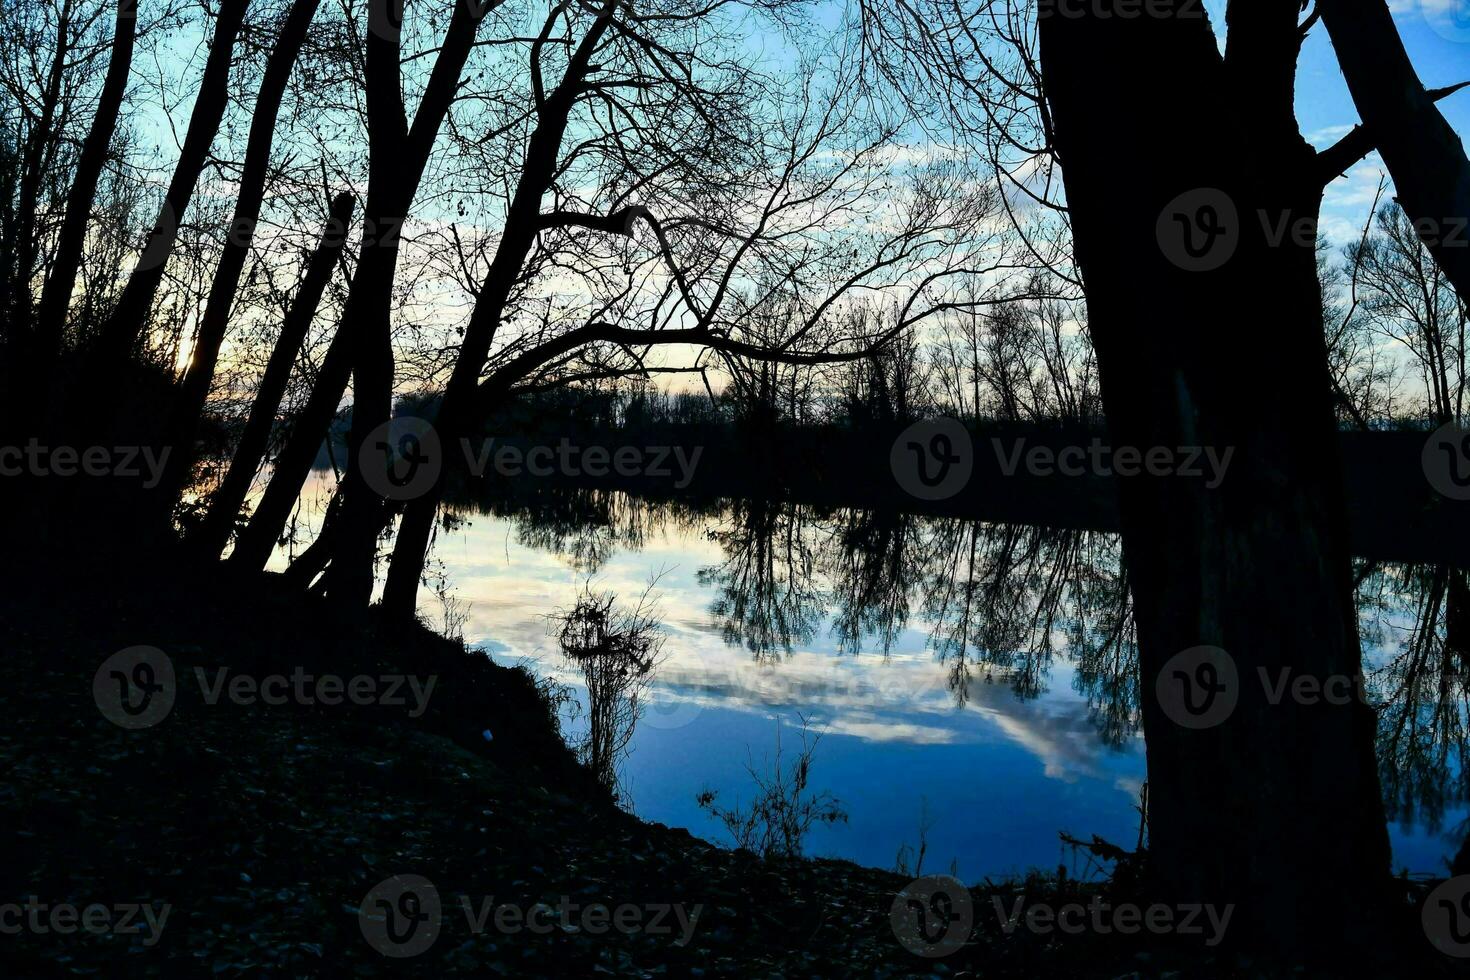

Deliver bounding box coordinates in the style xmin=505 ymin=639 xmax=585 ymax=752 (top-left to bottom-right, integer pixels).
xmin=270 ymin=472 xmax=1466 ymax=881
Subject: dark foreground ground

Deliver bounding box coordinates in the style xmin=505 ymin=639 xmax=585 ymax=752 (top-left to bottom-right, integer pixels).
xmin=0 ymin=559 xmax=1457 ymax=977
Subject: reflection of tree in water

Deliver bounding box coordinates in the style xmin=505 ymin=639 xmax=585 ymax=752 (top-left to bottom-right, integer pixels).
xmin=821 ymin=508 xmax=923 ymax=656
xmin=453 ymin=484 xmax=709 ymax=574
xmin=915 ymin=520 xmax=1137 ymax=744
xmin=697 ymin=498 xmax=823 ymax=661
xmin=695 ymin=499 xmax=1139 ymax=743
xmin=1358 ymin=562 xmax=1470 ymax=835
xmin=554 ymin=584 xmax=665 ymax=805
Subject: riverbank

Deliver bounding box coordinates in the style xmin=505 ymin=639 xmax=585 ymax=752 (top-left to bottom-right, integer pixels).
xmin=0 ymin=557 xmax=1455 ymax=976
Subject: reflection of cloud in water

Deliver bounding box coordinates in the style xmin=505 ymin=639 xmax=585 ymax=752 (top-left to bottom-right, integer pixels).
xmin=438 ymin=503 xmax=1141 ymax=787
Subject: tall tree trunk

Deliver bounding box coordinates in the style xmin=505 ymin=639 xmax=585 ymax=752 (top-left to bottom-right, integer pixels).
xmin=31 ymin=0 xmax=135 ymax=360
xmin=228 ymin=0 xmax=492 ymax=580
xmin=189 ymin=190 xmax=354 ymax=558
xmin=379 ymin=4 xmax=615 ymax=621
xmin=320 ymin=1 xmax=413 ymax=608
xmin=1317 ymin=0 xmax=1470 ymax=305
xmin=1036 ymin=4 xmax=1388 ymax=954
xmin=93 ymin=0 xmax=250 ymax=364
xmin=156 ymin=0 xmax=322 ymax=508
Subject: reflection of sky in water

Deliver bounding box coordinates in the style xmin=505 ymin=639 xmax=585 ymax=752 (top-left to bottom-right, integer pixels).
xmin=269 ymin=472 xmax=1463 ymax=880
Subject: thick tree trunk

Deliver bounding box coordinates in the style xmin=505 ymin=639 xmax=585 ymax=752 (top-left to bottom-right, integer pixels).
xmin=1317 ymin=0 xmax=1470 ymax=305
xmin=1036 ymin=3 xmax=1388 ymax=954
xmin=190 ymin=190 xmax=354 ymax=558
xmin=31 ymin=0 xmax=135 ymax=359
xmin=156 ymin=0 xmax=322 ymax=507
xmin=93 ymin=0 xmax=250 ymax=364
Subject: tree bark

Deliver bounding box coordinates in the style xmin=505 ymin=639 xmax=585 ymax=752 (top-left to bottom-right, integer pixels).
xmin=1035 ymin=2 xmax=1389 ymax=953
xmin=190 ymin=190 xmax=354 ymax=559
xmin=93 ymin=0 xmax=250 ymax=364
xmin=156 ymin=0 xmax=322 ymax=507
xmin=31 ymin=0 xmax=135 ymax=360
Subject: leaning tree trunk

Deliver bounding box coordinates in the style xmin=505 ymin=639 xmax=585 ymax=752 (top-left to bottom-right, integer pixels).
xmin=228 ymin=0 xmax=489 ymax=581
xmin=93 ymin=0 xmax=250 ymax=365
xmin=155 ymin=0 xmax=322 ymax=509
xmin=189 ymin=190 xmax=354 ymax=558
xmin=1036 ymin=4 xmax=1388 ymax=954
xmin=30 ymin=0 xmax=135 ymax=363
xmin=1317 ymin=0 xmax=1470 ymax=305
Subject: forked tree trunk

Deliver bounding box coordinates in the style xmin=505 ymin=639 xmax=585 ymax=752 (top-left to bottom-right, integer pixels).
xmin=190 ymin=190 xmax=354 ymax=558
xmin=229 ymin=0 xmax=492 ymax=580
xmin=156 ymin=0 xmax=322 ymax=507
xmin=1036 ymin=4 xmax=1388 ymax=953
